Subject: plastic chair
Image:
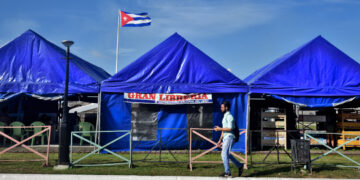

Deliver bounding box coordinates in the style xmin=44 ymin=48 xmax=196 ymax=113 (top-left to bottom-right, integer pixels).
xmin=30 ymin=121 xmax=47 ymax=146
xmin=78 ymin=122 xmax=95 ymax=145
xmin=0 ymin=121 xmax=7 ymax=145
xmin=9 ymin=121 xmax=26 ymax=143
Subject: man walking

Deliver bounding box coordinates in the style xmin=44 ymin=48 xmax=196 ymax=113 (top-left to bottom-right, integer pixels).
xmin=214 ymin=101 xmax=244 ymax=177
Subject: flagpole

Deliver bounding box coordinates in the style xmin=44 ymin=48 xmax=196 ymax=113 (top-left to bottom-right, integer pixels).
xmin=115 ymin=10 xmax=121 ymax=73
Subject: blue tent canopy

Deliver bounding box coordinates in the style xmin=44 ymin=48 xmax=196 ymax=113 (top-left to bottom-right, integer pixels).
xmin=0 ymin=29 xmax=110 ymax=95
xmin=245 ymin=36 xmax=360 ymax=107
xmin=271 ymin=95 xmax=358 ymax=108
xmin=101 ymin=33 xmax=247 ymax=93
xmin=100 ymin=33 xmax=248 ymax=153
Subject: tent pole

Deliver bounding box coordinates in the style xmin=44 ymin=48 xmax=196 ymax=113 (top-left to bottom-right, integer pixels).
xmin=245 ymin=93 xmax=251 ymax=169
xmin=95 ymin=92 xmax=102 ymax=152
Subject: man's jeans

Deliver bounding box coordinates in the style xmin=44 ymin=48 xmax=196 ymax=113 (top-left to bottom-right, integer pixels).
xmin=221 ymin=136 xmax=243 ymax=174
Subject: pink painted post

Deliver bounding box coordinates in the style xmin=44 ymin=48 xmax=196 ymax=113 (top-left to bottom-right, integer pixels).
xmin=45 ymin=126 xmax=51 ymax=166
xmin=189 ymin=128 xmax=193 ymax=171
xmin=0 ymin=126 xmax=51 ymax=166
xmin=188 ymin=128 xmax=248 ymax=171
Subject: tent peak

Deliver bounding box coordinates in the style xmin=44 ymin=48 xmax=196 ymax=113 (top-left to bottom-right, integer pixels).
xmin=169 ymin=32 xmax=184 ymax=39
xmin=24 ymin=29 xmax=41 ymax=36
xmin=0 ymin=29 xmax=110 ymax=94
xmin=102 ymin=32 xmax=247 ymax=93
xmin=245 ymin=34 xmax=360 ymax=96
xmin=26 ymin=29 xmax=35 ymax=33
xmin=311 ymin=35 xmax=328 ymax=44
xmin=20 ymin=29 xmax=47 ymax=43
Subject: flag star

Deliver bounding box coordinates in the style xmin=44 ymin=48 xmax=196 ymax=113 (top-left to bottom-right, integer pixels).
xmin=120 ymin=11 xmax=135 ymax=27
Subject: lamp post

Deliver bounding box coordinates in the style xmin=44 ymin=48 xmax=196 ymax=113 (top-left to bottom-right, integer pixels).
xmin=58 ymin=40 xmax=74 ymax=166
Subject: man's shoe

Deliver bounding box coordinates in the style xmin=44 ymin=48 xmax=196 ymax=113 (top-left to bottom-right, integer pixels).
xmin=219 ymin=172 xmax=232 ymax=177
xmin=238 ymin=164 xmax=244 ymax=177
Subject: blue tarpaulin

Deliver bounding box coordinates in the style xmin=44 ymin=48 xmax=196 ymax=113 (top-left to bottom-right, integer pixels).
xmin=101 ymin=93 xmax=247 ymax=152
xmin=271 ymin=95 xmax=357 ymax=108
xmin=0 ymin=29 xmax=110 ymax=95
xmin=0 ymin=92 xmax=64 ymax=102
xmin=102 ymin=33 xmax=247 ymax=93
xmin=245 ymin=36 xmax=360 ymax=107
xmin=100 ymin=33 xmax=248 ymax=153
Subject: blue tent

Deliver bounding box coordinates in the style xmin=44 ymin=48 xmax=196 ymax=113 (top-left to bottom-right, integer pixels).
xmin=101 ymin=33 xmax=248 ymax=153
xmin=245 ymin=36 xmax=360 ymax=107
xmin=0 ymin=29 xmax=110 ymax=97
xmin=102 ymin=33 xmax=247 ymax=93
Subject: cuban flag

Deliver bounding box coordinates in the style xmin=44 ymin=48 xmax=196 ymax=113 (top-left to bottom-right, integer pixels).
xmin=120 ymin=11 xmax=151 ymax=27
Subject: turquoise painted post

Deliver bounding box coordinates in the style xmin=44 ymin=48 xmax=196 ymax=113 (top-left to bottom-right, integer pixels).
xmin=70 ymin=130 xmax=131 ymax=167
xmin=70 ymin=131 xmax=73 ymax=166
xmin=72 ymin=132 xmax=130 ymax=165
xmin=129 ymin=129 xmax=133 ymax=168
xmin=305 ymin=132 xmax=360 ymax=168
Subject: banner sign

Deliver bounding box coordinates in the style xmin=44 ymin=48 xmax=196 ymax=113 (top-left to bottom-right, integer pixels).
xmin=124 ymin=93 xmax=212 ymax=104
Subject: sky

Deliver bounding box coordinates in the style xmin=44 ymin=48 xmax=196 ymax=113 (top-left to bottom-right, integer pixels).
xmin=1 ymin=0 xmax=360 ymax=79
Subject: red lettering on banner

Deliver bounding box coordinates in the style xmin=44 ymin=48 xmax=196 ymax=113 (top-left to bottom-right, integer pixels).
xmin=159 ymin=94 xmax=165 ymax=101
xmin=149 ymin=94 xmax=156 ymax=100
xmin=127 ymin=93 xmax=210 ymax=103
xmin=202 ymin=94 xmax=208 ymax=99
xmin=196 ymin=94 xmax=201 ymax=99
xmin=176 ymin=95 xmax=183 ymax=101
xmin=169 ymin=95 xmax=175 ymax=101
xmin=128 ymin=93 xmax=135 ymax=99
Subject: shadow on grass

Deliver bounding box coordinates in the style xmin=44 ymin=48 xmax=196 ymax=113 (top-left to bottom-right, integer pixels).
xmin=246 ymin=164 xmax=338 ymax=177
xmin=311 ymin=164 xmax=340 ymax=173
xmin=246 ymin=165 xmax=292 ymax=177
xmin=190 ymin=164 xmax=218 ymax=171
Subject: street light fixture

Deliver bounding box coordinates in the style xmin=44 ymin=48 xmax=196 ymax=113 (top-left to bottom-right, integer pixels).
xmin=58 ymin=40 xmax=74 ymax=166
xmin=62 ymin=40 xmax=74 ymax=47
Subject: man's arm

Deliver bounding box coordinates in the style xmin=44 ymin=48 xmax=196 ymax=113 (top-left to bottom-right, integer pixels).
xmin=217 ymin=131 xmax=223 ymax=147
xmin=214 ymin=126 xmax=230 ymax=147
xmin=214 ymin=126 xmax=232 ymax=132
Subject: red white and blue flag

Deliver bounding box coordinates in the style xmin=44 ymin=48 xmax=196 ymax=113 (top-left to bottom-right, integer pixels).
xmin=120 ymin=10 xmax=151 ymax=27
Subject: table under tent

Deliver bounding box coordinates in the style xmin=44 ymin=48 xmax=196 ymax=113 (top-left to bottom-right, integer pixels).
xmin=100 ymin=33 xmax=248 ymax=168
xmin=244 ymin=35 xmax=360 ymax=168
xmin=0 ymin=29 xmax=110 ymax=146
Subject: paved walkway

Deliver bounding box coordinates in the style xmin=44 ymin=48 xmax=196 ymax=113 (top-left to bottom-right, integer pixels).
xmin=0 ymin=174 xmax=351 ymax=180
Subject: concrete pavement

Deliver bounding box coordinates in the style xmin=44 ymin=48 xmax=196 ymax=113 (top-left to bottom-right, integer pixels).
xmin=0 ymin=174 xmax=352 ymax=180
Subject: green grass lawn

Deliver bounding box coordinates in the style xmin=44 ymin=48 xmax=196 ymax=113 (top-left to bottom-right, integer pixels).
xmin=0 ymin=152 xmax=360 ymax=178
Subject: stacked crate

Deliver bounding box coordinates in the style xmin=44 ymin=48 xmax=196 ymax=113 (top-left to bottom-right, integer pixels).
xmin=261 ymin=108 xmax=287 ymax=149
xmin=337 ymin=110 xmax=360 ymax=150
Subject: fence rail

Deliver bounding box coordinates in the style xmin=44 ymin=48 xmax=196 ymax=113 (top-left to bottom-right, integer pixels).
xmin=70 ymin=130 xmax=132 ymax=167
xmin=0 ymin=125 xmax=51 ymax=166
xmin=189 ymin=128 xmax=247 ymax=171
xmin=305 ymin=131 xmax=360 ymax=169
